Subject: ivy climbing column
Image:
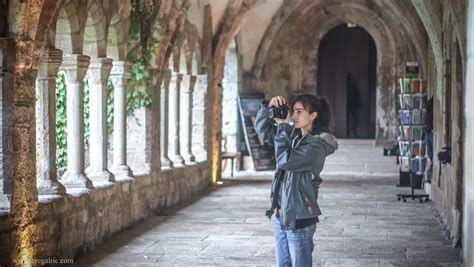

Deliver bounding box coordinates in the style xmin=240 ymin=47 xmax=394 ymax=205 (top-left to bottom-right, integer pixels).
xmin=179 ymin=74 xmax=196 ymax=165
xmin=160 ymin=69 xmax=172 ymax=169
xmin=86 ymin=58 xmax=115 ymax=183
xmin=110 ymin=61 xmax=133 ymax=179
xmin=168 ymin=71 xmax=185 ymax=167
xmin=60 ymin=54 xmax=93 ymax=189
xmin=36 ymin=48 xmax=66 ymax=195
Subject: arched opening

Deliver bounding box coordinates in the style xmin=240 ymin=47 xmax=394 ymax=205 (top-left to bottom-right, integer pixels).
xmin=55 ymin=7 xmax=76 ymax=54
xmin=107 ymin=25 xmax=120 ymax=60
xmin=0 ymin=1 xmax=7 ymax=37
xmin=317 ymin=24 xmax=376 ymax=139
xmin=221 ymin=40 xmax=240 ymax=176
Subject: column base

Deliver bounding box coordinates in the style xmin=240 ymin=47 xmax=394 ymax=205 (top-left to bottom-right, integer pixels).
xmin=0 ymin=194 xmax=12 ymax=210
xmin=60 ymin=171 xmax=94 ymax=189
xmin=182 ymin=153 xmax=196 ymax=166
xmin=86 ymin=168 xmax=116 ymax=183
xmin=161 ymin=157 xmax=173 ymax=170
xmin=145 ymin=163 xmax=151 ymax=172
xmin=111 ymin=165 xmax=134 ymax=180
xmin=170 ymin=155 xmax=185 ymax=167
xmin=37 ymin=179 xmax=67 ymax=195
xmin=194 ymin=153 xmax=208 ymax=162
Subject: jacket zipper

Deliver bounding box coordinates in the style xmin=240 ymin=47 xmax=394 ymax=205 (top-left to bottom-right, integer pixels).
xmin=281 ymin=133 xmax=308 ymax=227
xmin=282 ymin=171 xmax=291 ymax=225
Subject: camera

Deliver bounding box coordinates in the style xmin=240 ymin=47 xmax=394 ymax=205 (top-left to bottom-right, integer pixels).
xmin=262 ymin=100 xmax=290 ymax=119
xmin=262 ymin=100 xmax=289 ymax=119
xmin=437 ymin=146 xmax=451 ymax=165
xmin=269 ymin=104 xmax=289 ymax=119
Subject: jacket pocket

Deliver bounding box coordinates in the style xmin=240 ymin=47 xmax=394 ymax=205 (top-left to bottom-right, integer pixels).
xmin=296 ymin=177 xmax=319 ymax=218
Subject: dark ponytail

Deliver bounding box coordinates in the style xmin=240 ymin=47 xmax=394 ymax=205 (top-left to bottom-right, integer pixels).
xmin=291 ymin=94 xmax=332 ymax=135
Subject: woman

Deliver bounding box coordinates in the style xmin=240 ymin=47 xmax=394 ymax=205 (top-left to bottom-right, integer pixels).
xmin=255 ymin=94 xmax=338 ymax=267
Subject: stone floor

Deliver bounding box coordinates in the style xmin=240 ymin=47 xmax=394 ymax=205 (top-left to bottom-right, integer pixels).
xmin=74 ymin=140 xmax=462 ymax=266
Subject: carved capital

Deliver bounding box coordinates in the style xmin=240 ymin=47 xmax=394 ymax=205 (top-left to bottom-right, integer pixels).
xmin=171 ymin=72 xmax=183 ymax=83
xmin=181 ymin=74 xmax=191 ymax=92
xmin=87 ymin=57 xmax=113 ymax=85
xmin=110 ymin=61 xmax=132 ymax=79
xmin=38 ymin=48 xmax=63 ymax=79
xmin=60 ymin=54 xmax=90 ymax=83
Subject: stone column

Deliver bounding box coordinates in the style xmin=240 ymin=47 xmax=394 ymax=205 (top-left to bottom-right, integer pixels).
xmin=192 ymin=74 xmax=208 ymax=162
xmin=160 ymin=69 xmax=172 ymax=169
xmin=148 ymin=68 xmax=161 ymax=172
xmin=464 ymin=0 xmax=474 ymax=265
xmin=86 ymin=58 xmax=115 ymax=183
xmin=110 ymin=61 xmax=133 ymax=179
xmin=0 ymin=40 xmax=12 ymax=208
xmin=60 ymin=54 xmax=93 ymax=189
xmin=168 ymin=72 xmax=185 ymax=167
xmin=179 ymin=74 xmax=196 ymax=165
xmin=36 ymin=48 xmax=66 ymax=195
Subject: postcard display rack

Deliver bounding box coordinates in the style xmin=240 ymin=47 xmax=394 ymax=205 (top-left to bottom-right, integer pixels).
xmin=396 ymin=77 xmax=429 ymax=202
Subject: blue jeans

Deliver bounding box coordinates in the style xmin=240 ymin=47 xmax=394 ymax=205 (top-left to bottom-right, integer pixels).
xmin=274 ymin=215 xmax=316 ymax=267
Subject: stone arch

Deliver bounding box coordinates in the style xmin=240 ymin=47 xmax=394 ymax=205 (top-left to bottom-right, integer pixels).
xmin=253 ymin=1 xmax=430 ymax=141
xmin=106 ymin=23 xmax=120 ymax=61
xmin=9 ymin=1 xmax=61 ymax=43
xmin=83 ymin=0 xmax=108 ymax=58
xmin=411 ymin=1 xmax=443 ymax=69
xmin=189 ymin=32 xmax=203 ymax=75
xmin=108 ymin=20 xmax=129 ymax=61
xmin=107 ymin=1 xmax=131 ymax=61
xmin=308 ymin=8 xmax=400 ymax=141
xmin=181 ymin=39 xmax=193 ymax=75
xmin=446 ymin=1 xmax=466 ymax=69
xmin=309 ymin=5 xmax=399 ymax=82
xmin=54 ymin=0 xmax=87 ymax=54
xmin=381 ymin=0 xmax=429 ymax=74
xmin=191 ymin=51 xmax=200 ymax=75
xmin=253 ymin=0 xmax=428 ymax=79
xmin=189 ymin=38 xmax=202 ymax=75
xmin=171 ymin=34 xmax=187 ymax=73
xmin=172 ymin=34 xmax=191 ymax=74
xmin=169 ymin=47 xmax=177 ymax=71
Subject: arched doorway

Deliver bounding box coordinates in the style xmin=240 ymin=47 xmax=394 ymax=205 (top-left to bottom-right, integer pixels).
xmin=317 ymin=24 xmax=376 ymax=139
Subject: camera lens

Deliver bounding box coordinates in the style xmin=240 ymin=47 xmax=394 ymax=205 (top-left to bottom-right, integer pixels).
xmin=269 ymin=104 xmax=288 ymax=119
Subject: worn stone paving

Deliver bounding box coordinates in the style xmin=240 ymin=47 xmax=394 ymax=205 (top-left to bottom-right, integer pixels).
xmin=74 ymin=140 xmax=462 ymax=266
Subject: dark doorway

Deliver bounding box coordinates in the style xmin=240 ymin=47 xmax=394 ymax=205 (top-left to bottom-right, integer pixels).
xmin=317 ymin=24 xmax=376 ymax=138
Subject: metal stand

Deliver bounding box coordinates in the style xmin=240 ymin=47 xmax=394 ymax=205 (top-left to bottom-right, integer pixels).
xmin=397 ymin=172 xmax=429 ymax=203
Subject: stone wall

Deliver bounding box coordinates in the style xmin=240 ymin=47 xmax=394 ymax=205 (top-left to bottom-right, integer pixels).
xmin=124 ymin=106 xmax=150 ymax=173
xmin=429 ymin=0 xmax=467 ymax=247
xmin=0 ymin=164 xmax=210 ymax=265
xmin=463 ymin=1 xmax=473 ymax=264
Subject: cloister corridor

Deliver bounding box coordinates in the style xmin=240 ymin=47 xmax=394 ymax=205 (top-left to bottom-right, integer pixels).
xmin=73 ymin=140 xmax=461 ymax=266
xmin=1 ymin=0 xmax=474 ymax=266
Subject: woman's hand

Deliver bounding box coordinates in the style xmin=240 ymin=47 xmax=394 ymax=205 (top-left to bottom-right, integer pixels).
xmin=269 ymin=96 xmax=287 ymax=107
xmin=269 ymin=96 xmax=290 ymax=124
